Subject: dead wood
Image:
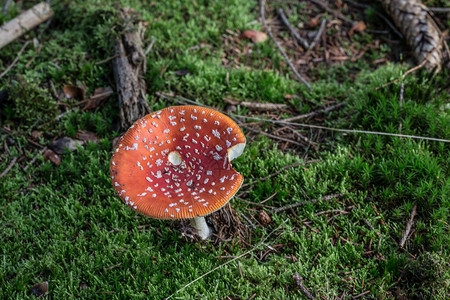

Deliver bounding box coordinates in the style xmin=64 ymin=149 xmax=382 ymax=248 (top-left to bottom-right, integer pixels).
xmin=223 ymin=98 xmax=288 ymax=111
xmin=380 ymin=0 xmax=444 ymax=72
xmin=292 ymin=272 xmax=315 ymax=300
xmin=278 ymin=8 xmax=309 ymax=49
xmin=113 ymin=7 xmax=151 ymax=130
xmin=0 ymin=2 xmax=53 ymax=49
xmin=399 ymin=204 xmax=417 ymax=248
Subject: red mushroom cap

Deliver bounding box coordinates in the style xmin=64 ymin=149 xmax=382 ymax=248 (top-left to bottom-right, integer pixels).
xmin=110 ymin=105 xmax=246 ymax=219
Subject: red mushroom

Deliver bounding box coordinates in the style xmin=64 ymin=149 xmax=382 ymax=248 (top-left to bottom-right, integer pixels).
xmin=110 ymin=105 xmax=246 ymax=239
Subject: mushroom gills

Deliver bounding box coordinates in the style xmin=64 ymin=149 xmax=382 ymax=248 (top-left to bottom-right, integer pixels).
xmin=190 ymin=217 xmax=211 ymax=240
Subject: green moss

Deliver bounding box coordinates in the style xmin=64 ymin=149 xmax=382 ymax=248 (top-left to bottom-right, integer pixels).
xmin=0 ymin=0 xmax=448 ymax=298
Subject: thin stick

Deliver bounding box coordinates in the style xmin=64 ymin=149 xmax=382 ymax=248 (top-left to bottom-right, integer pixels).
xmin=94 ymin=54 xmax=119 ymax=65
xmin=399 ymin=204 xmax=417 ymax=248
xmin=376 ymin=31 xmax=447 ymax=90
xmin=310 ymin=0 xmax=353 ymax=24
xmin=343 ymin=0 xmax=403 ymax=38
xmin=308 ymin=19 xmax=326 ymax=51
xmin=241 ymin=159 xmax=321 ymax=189
xmin=155 ymin=92 xmax=450 ymax=143
xmin=260 ymin=0 xmax=312 ymax=91
xmin=0 ymin=157 xmax=18 ymax=178
xmin=429 ymin=7 xmax=450 ymax=13
xmin=278 ymin=8 xmax=309 ymax=49
xmin=271 ymin=193 xmax=344 ymax=214
xmin=240 ymin=213 xmax=257 ymax=229
xmin=144 ymin=36 xmax=157 ymax=56
xmin=292 ymin=272 xmax=315 ymax=300
xmin=233 ymin=114 xmax=450 ymax=143
xmin=282 ymin=102 xmax=344 ymax=122
xmin=246 ymin=127 xmax=304 ymax=147
xmin=165 ymin=219 xmax=288 ymax=299
xmin=3 ymin=0 xmax=12 ymax=15
xmin=223 ymin=98 xmax=288 ymax=111
xmin=0 ymin=41 xmax=30 ymax=78
xmin=23 ymin=147 xmax=48 ymax=171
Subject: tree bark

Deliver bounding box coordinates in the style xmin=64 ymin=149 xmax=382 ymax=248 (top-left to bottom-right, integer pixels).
xmin=380 ymin=0 xmax=443 ymax=72
xmin=112 ymin=7 xmax=150 ymax=130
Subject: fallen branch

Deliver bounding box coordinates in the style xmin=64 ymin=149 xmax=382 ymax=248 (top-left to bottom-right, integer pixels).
xmin=0 ymin=156 xmax=18 ymax=178
xmin=260 ymin=0 xmax=312 ymax=91
xmin=2 ymin=0 xmax=12 ymax=15
xmin=292 ymin=272 xmax=315 ymax=300
xmin=113 ymin=7 xmax=151 ymax=130
xmin=399 ymin=204 xmax=417 ymax=248
xmin=0 ymin=2 xmax=53 ymax=49
xmin=245 ymin=127 xmax=305 ymax=147
xmin=277 ymin=8 xmax=309 ymax=49
xmin=282 ymin=102 xmax=345 ymax=122
xmin=308 ymin=19 xmax=326 ymax=51
xmin=271 ymin=193 xmax=344 ymax=214
xmin=223 ymin=98 xmax=288 ymax=111
xmin=0 ymin=41 xmax=30 ymax=78
xmin=165 ymin=220 xmax=288 ymax=299
xmin=310 ymin=0 xmax=353 ymax=24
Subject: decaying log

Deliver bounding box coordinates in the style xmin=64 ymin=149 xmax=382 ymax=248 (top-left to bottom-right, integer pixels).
xmin=0 ymin=2 xmax=53 ymax=49
xmin=112 ymin=7 xmax=150 ymax=130
xmin=380 ymin=0 xmax=443 ymax=72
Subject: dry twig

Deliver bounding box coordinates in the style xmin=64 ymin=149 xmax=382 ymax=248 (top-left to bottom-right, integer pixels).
xmin=0 ymin=2 xmax=53 ymax=49
xmin=292 ymin=272 xmax=315 ymax=300
xmin=0 ymin=157 xmax=18 ymax=178
xmin=308 ymin=19 xmax=327 ymax=51
xmin=0 ymin=41 xmax=30 ymax=78
xmin=282 ymin=102 xmax=345 ymax=122
xmin=246 ymin=127 xmax=305 ymax=147
xmin=223 ymin=98 xmax=288 ymax=111
xmin=260 ymin=0 xmax=312 ymax=90
xmin=277 ymin=8 xmax=309 ymax=49
xmin=399 ymin=204 xmax=417 ymax=248
xmin=165 ymin=220 xmax=288 ymax=299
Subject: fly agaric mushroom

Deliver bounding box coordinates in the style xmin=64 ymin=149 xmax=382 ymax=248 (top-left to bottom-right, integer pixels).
xmin=110 ymin=105 xmax=246 ymax=240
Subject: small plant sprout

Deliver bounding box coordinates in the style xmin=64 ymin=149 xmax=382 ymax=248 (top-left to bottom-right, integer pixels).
xmin=110 ymin=105 xmax=246 ymax=240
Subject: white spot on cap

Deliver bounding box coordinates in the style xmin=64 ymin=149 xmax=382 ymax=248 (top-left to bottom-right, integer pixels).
xmin=168 ymin=151 xmax=182 ymax=166
xmin=212 ymin=129 xmax=220 ymax=138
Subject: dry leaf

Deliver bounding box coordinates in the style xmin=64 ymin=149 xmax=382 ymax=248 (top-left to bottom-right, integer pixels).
xmin=43 ymin=149 xmax=61 ymax=165
xmin=241 ymin=30 xmax=267 ymax=44
xmin=31 ymin=281 xmax=48 ymax=297
xmin=307 ymin=16 xmax=320 ymax=28
xmin=349 ymin=21 xmax=366 ymax=37
xmin=31 ymin=130 xmax=43 ymax=140
xmin=63 ymin=85 xmax=85 ymax=100
xmin=75 ymin=131 xmax=99 ymax=143
xmin=82 ymin=87 xmax=113 ymax=111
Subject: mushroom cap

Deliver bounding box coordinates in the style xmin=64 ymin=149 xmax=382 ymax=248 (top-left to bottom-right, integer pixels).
xmin=110 ymin=105 xmax=246 ymax=219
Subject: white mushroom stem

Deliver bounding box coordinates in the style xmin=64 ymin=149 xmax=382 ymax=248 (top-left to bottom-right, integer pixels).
xmin=190 ymin=217 xmax=211 ymax=240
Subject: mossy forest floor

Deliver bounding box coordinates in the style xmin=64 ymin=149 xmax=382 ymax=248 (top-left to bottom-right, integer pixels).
xmin=1 ymin=0 xmax=449 ymax=299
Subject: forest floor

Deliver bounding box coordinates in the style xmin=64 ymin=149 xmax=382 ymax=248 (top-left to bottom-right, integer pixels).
xmin=0 ymin=0 xmax=449 ymax=299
